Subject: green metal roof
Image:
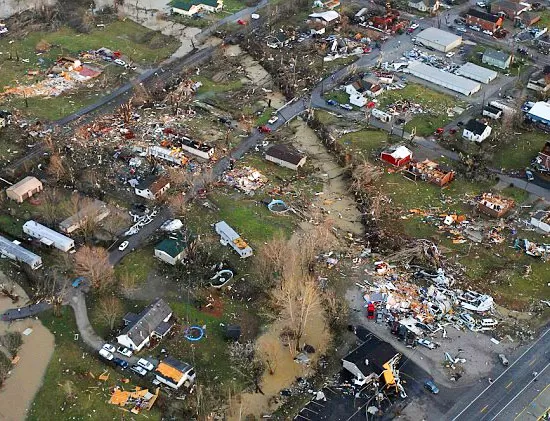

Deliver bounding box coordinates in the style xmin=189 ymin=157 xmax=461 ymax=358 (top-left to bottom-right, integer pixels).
xmin=170 ymin=0 xmax=220 ymax=11
xmin=155 ymin=236 xmax=188 ymax=258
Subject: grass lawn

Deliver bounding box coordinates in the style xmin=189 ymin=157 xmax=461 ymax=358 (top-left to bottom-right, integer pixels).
xmin=195 ymin=75 xmax=243 ymax=96
xmin=492 ymin=131 xmax=548 ymax=170
xmin=378 ymin=83 xmax=463 ymax=136
xmin=0 ymin=214 xmax=25 ymax=239
xmin=315 ymin=109 xmax=340 ymax=125
xmin=29 ymin=308 xmax=161 ymax=421
xmin=324 ymin=89 xmax=350 ymax=106
xmin=114 ymin=245 xmax=157 ymax=287
xmin=256 ymin=107 xmax=276 ymax=125
xmin=338 ymin=129 xmax=391 ymax=157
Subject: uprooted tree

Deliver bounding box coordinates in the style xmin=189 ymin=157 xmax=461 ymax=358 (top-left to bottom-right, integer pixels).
xmin=74 ymin=246 xmax=114 ymax=290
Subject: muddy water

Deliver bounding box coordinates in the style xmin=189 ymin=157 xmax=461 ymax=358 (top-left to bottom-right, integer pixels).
xmin=0 ymin=275 xmax=55 ymax=421
xmin=291 ymin=120 xmax=364 ymax=236
xmin=228 ymin=313 xmax=330 ymax=419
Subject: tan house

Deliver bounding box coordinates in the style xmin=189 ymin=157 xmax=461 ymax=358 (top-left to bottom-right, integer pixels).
xmin=6 ymin=176 xmax=43 ymax=203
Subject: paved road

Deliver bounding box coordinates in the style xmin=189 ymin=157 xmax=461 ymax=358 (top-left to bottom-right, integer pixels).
xmin=1 ymin=301 xmax=51 ymax=321
xmin=447 ymin=327 xmax=550 ymax=421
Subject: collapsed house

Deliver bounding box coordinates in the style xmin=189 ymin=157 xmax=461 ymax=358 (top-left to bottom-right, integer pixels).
xmin=477 ymin=193 xmax=514 ymax=218
xmin=109 ymin=387 xmax=159 ymax=413
xmin=530 ymin=209 xmax=550 ymax=233
xmin=0 ymin=235 xmax=42 ymax=270
xmin=59 ymin=198 xmax=110 ymax=234
xmin=404 ymin=159 xmax=455 ymax=187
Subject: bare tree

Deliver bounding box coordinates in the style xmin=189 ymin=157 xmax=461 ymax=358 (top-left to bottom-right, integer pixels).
xmin=254 ymin=231 xmax=287 ymax=285
xmin=257 ymin=334 xmax=280 ymax=375
xmin=97 ymin=295 xmax=123 ymax=330
xmin=73 ymin=246 xmax=114 ymax=290
xmin=47 ymin=153 xmax=67 ymax=182
xmin=41 ymin=188 xmax=63 ymax=225
xmin=167 ymin=193 xmax=188 ymax=218
xmin=101 ymin=209 xmax=130 ymax=240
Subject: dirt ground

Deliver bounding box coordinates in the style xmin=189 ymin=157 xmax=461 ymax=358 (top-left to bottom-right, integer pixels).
xmin=346 ymin=287 xmax=516 ymax=388
xmin=0 ymin=272 xmax=54 ymax=421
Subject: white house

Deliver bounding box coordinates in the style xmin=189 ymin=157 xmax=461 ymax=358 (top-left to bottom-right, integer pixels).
xmin=171 ymin=0 xmax=223 ymax=16
xmin=154 ymin=236 xmax=188 ymax=265
xmin=531 ymin=210 xmax=550 ymax=233
xmin=462 ymin=119 xmax=492 ymax=143
xmin=135 ymin=176 xmax=171 ymax=200
xmin=154 ymin=357 xmax=196 ymax=389
xmin=265 ymin=144 xmax=307 ymax=171
xmin=117 ymin=299 xmax=174 ymax=352
xmin=345 ymin=79 xmax=383 ymax=107
xmin=482 ymin=104 xmax=503 ymax=120
xmin=23 ymin=220 xmax=75 ymax=253
xmin=214 ymin=221 xmax=253 ymax=258
xmin=408 ymin=0 xmax=440 ymax=13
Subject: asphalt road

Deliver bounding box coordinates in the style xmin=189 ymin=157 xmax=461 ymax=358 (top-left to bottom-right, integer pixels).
xmin=448 ymin=327 xmax=550 ymax=421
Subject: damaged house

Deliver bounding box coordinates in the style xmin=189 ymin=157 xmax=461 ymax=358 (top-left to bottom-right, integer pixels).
xmin=530 ymin=209 xmax=550 ymax=233
xmin=345 ymin=79 xmax=383 ymax=107
xmin=135 ymin=176 xmax=171 ymax=201
xmin=214 ymin=221 xmax=253 ymax=258
xmin=117 ymin=298 xmax=174 ymax=351
xmin=527 ymin=66 xmax=550 ymax=93
xmin=404 ymin=159 xmax=455 ymax=187
xmin=477 ymin=193 xmax=514 ymax=218
xmin=380 ymin=145 xmax=413 ymax=167
xmin=532 ymin=141 xmax=550 ymax=173
xmin=154 ymin=356 xmax=196 ymax=389
xmin=59 ymin=198 xmax=110 ymax=234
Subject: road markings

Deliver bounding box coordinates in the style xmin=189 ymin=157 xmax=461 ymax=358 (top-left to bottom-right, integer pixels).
xmin=451 ymin=327 xmax=549 ymax=421
xmin=481 ymin=405 xmax=488 ymax=413
xmin=514 ymin=383 xmax=550 ymax=421
xmin=505 ymin=381 xmax=513 ymax=389
xmin=490 ymin=362 xmax=550 ymax=421
xmin=528 ymin=358 xmax=537 ymax=366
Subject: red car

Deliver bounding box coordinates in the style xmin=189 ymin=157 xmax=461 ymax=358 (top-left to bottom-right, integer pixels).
xmin=258 ymin=125 xmax=271 ymax=133
xmin=237 ymin=19 xmax=247 ymax=25
xmin=367 ymin=303 xmax=375 ymax=319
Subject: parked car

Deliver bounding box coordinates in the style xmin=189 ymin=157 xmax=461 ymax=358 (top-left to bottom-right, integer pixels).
xmin=113 ymin=357 xmax=129 ymax=369
xmin=326 ymin=99 xmax=338 ymax=106
xmin=410 ymin=23 xmax=419 ymax=30
xmin=131 ymin=365 xmax=148 ymax=377
xmin=117 ymin=346 xmax=133 ymax=357
xmin=498 ymin=353 xmax=509 ymax=366
xmin=476 ymin=1 xmax=486 ymax=7
xmin=483 ymin=30 xmax=493 ymax=35
xmin=417 ymin=338 xmax=436 ymax=349
xmin=137 ymin=358 xmax=155 ymax=371
xmin=446 ymin=51 xmax=455 ymax=58
xmin=118 ymin=241 xmax=129 ymax=251
xmin=456 ymin=27 xmax=467 ymax=33
xmin=102 ymin=343 xmax=116 ymax=353
xmin=72 ymin=276 xmax=86 ymax=288
xmin=267 ymin=116 xmax=279 ymax=125
xmin=237 ymin=19 xmax=247 ymax=25
xmin=258 ymin=125 xmax=271 ymax=133
xmin=424 ymin=380 xmax=439 ymax=394
xmin=114 ymin=59 xmax=126 ymax=66
xmin=339 ymin=103 xmax=353 ymax=111
xmin=367 ymin=303 xmax=375 ymax=319
xmin=470 ymin=25 xmax=481 ymax=32
xmin=99 ymin=348 xmax=114 ymax=361
xmin=526 ymin=169 xmax=534 ymax=181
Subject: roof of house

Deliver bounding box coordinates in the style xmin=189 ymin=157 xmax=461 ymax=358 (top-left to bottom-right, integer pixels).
xmin=383 ymin=145 xmax=412 ymax=159
xmin=465 ymin=119 xmax=489 ymax=135
xmin=155 ymin=236 xmax=188 ymax=258
xmin=120 ymin=298 xmax=172 ymax=346
xmin=484 ymin=104 xmax=502 ymax=114
xmin=527 ymin=101 xmax=550 ymax=121
xmin=483 ymin=48 xmax=511 ymax=62
xmin=155 ymin=356 xmax=192 ymax=383
xmin=309 ymin=11 xmax=340 ymax=22
xmin=6 ymin=176 xmax=42 ymax=196
xmin=170 ymin=0 xmax=220 ymax=10
xmin=466 ymin=8 xmax=501 ymax=23
xmin=410 ymin=0 xmax=438 ymax=6
xmin=416 ymin=27 xmax=462 ymax=47
xmin=137 ymin=176 xmax=170 ymax=194
xmin=266 ymin=144 xmax=306 ymax=165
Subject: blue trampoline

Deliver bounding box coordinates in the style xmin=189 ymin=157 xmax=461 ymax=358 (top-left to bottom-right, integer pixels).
xmin=184 ymin=326 xmax=204 ymax=341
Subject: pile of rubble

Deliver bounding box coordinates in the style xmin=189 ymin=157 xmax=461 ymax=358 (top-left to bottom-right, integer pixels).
xmin=222 ymin=167 xmax=268 ymax=194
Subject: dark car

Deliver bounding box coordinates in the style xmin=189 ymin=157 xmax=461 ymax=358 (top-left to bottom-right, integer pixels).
xmin=113 ymin=358 xmax=129 ymax=369
xmin=326 ymin=99 xmax=338 ymax=106
xmin=424 ymin=380 xmax=439 ymax=394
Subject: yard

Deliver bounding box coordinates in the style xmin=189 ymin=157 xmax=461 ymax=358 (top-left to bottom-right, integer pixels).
xmin=337 ymin=128 xmax=392 ymax=158
xmin=492 ymin=131 xmax=548 ymax=170
xmin=29 ymin=308 xmax=162 ymax=421
xmin=114 ymin=246 xmax=158 ymax=289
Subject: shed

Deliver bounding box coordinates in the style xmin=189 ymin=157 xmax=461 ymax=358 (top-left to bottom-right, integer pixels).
xmin=154 ymin=235 xmax=188 ymax=265
xmin=6 ymin=176 xmax=43 ymax=203
xmin=214 ymin=221 xmax=253 ymax=258
xmin=482 ymin=49 xmax=512 ymax=69
xmin=380 ymin=145 xmax=412 ymax=167
xmin=416 ymin=28 xmax=462 ymax=52
xmin=0 ymin=235 xmax=42 ymax=270
xmin=265 ymin=144 xmax=307 ymax=171
xmin=456 ymin=62 xmax=498 ymax=84
xmin=23 ymin=221 xmax=75 ymax=252
xmin=482 ymin=104 xmax=503 ymax=119
xmin=405 ymin=61 xmax=481 ymax=96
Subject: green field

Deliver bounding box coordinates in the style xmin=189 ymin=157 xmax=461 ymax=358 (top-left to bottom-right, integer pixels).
xmin=492 ymin=131 xmax=548 ymax=170
xmin=338 ymin=129 xmax=391 ymax=157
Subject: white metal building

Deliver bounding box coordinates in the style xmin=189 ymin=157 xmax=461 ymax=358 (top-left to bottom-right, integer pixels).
xmin=23 ymin=220 xmax=75 ymax=252
xmin=214 ymin=221 xmax=253 ymax=258
xmin=0 ymin=235 xmax=42 ymax=270
xmin=456 ymin=62 xmax=498 ymax=84
xmin=405 ymin=61 xmax=481 ymax=96
xmin=527 ymin=101 xmax=550 ymax=125
xmin=416 ymin=28 xmax=462 ymax=52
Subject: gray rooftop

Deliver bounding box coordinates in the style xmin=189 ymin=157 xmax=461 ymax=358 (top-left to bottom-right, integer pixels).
xmin=483 ymin=48 xmax=511 ymax=62
xmin=0 ymin=235 xmax=42 ymax=269
xmin=416 ymin=27 xmax=462 ymax=47
xmin=456 ymin=62 xmax=498 ymax=83
xmin=120 ymin=298 xmax=172 ymax=345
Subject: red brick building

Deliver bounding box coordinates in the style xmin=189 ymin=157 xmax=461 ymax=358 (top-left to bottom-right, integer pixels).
xmin=465 ymin=9 xmax=503 ymax=31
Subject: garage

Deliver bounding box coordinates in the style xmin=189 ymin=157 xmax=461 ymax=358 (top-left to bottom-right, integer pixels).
xmin=405 ymin=61 xmax=481 ymax=96
xmin=456 ymin=62 xmax=498 ymax=84
xmin=416 ymin=27 xmax=462 ymax=52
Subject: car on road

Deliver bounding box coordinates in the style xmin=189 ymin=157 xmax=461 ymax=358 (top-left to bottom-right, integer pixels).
xmin=483 ymin=30 xmax=493 ymax=35
xmin=267 ymin=116 xmax=279 ymax=125
xmin=113 ymin=357 xmax=129 ymax=369
xmin=526 ymin=169 xmax=534 ymax=181
xmin=258 ymin=125 xmax=271 ymax=133
xmin=326 ymin=99 xmax=338 ymax=106
xmin=339 ymin=103 xmax=353 ymax=110
xmin=424 ymin=380 xmax=439 ymax=394
xmin=117 ymin=346 xmax=133 ymax=357
xmin=456 ymin=27 xmax=467 ymax=33
xmin=498 ymin=354 xmax=509 ymax=366
xmin=470 ymin=25 xmax=481 ymax=32
xmin=417 ymin=338 xmax=437 ymax=349
xmin=409 ymin=23 xmax=419 ymax=30
xmin=102 ymin=343 xmax=116 ymax=353
xmin=446 ymin=51 xmax=455 ymax=58
xmin=99 ymin=348 xmax=114 ymax=361
xmin=131 ymin=365 xmax=148 ymax=376
xmin=237 ymin=19 xmax=247 ymax=25
xmin=118 ymin=241 xmax=129 ymax=251
xmin=137 ymin=358 xmax=155 ymax=371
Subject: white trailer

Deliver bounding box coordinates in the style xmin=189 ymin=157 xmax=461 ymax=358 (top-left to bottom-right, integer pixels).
xmin=23 ymin=221 xmax=75 ymax=253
